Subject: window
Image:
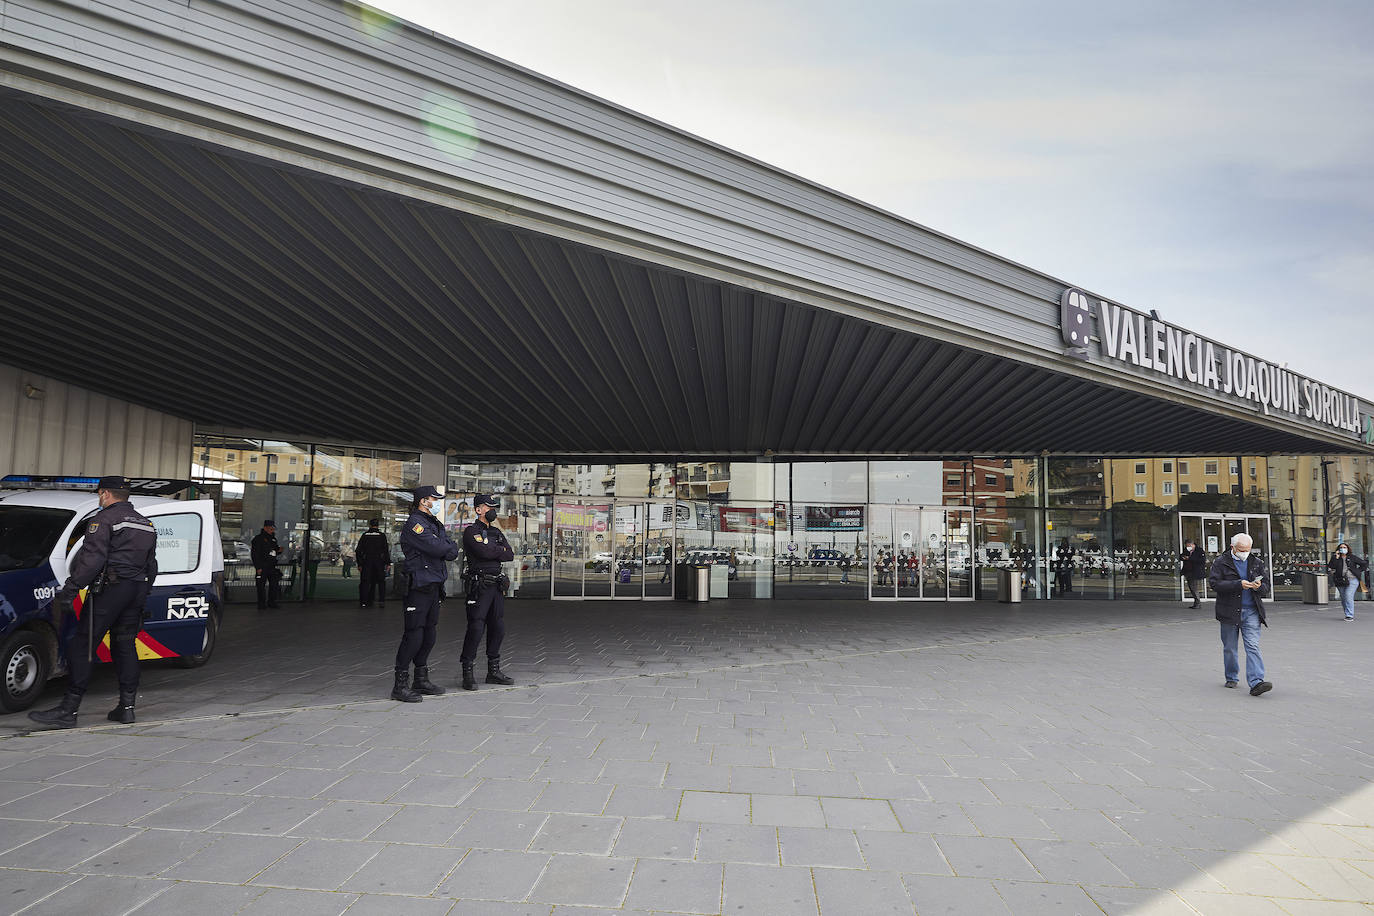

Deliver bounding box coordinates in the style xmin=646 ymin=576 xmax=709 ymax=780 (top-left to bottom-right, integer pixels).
xmin=946 ymin=476 xmax=962 ymax=486
xmin=1134 ymin=483 xmax=1147 ymax=497
xmin=1229 ymin=462 xmax=1238 ymax=474
xmin=249 ymin=471 xmax=258 ymax=481
xmin=984 ymin=475 xmax=997 ymax=486
xmin=1288 ymin=469 xmax=1296 ymax=481
xmin=1249 ymin=485 xmax=1258 ymax=496
xmin=1180 ymin=483 xmax=1191 ymax=494
xmin=1313 ymin=490 xmax=1319 ymax=502
xmin=1207 ymin=484 xmax=1220 ymax=494
xmin=0 ymin=506 xmax=75 ymax=571
xmin=1268 ymin=488 xmax=1277 ymax=498
xmin=151 ymin=512 xmax=202 ymax=575
xmin=268 ymin=472 xmax=278 ymax=482
xmin=1179 ymin=461 xmax=1190 ymax=475
xmin=226 ymin=452 xmax=236 ymax=460
xmin=287 ymin=473 xmax=296 ymax=482
xmin=288 ymin=456 xmax=298 ymax=465
xmin=1162 ymin=461 xmax=1173 ymax=473
xmin=1205 ymin=461 xmax=1219 ymax=475
xmin=249 ymin=455 xmax=259 ymax=464
xmin=1249 ymin=463 xmax=1257 ymax=477
xmin=1134 ymin=462 xmax=1146 ymax=474
xmin=1163 ymin=481 xmax=1174 ymax=496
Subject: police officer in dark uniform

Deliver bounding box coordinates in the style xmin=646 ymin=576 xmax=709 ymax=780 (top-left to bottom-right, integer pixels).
xmin=29 ymin=476 xmax=159 ymax=729
xmin=460 ymin=494 xmax=515 ymax=691
xmin=355 ymin=518 xmax=391 ymax=608
xmin=251 ymin=519 xmax=283 ymax=609
xmin=393 ymin=485 xmax=459 ymax=702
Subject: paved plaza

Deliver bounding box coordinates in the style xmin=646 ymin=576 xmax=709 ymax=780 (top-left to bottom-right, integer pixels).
xmin=0 ymin=597 xmax=1371 ymax=915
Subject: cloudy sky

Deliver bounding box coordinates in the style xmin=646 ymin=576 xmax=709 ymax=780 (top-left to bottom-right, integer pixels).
xmin=375 ymin=0 xmax=1374 ymax=394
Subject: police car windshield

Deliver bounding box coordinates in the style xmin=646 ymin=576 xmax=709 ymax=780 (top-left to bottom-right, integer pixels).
xmin=0 ymin=506 xmax=75 ymax=571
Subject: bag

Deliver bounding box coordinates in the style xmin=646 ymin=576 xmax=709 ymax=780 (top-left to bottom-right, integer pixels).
xmin=618 ymin=568 xmax=631 ymax=584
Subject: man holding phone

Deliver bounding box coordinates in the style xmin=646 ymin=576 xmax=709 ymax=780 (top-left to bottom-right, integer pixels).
xmin=1207 ymin=532 xmax=1272 ymax=696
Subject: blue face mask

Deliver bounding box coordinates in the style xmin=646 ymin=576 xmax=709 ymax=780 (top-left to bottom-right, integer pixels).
xmin=1339 ymin=547 xmax=1349 ymax=555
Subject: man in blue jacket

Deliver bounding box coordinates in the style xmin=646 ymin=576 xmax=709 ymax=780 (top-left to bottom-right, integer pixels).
xmin=393 ymin=484 xmax=460 ymax=703
xmin=1207 ymin=531 xmax=1272 ymax=696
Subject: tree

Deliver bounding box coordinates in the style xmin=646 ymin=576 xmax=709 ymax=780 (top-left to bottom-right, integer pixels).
xmin=1331 ymin=472 xmax=1374 ymax=549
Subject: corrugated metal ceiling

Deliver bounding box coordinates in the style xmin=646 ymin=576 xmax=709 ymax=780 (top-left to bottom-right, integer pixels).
xmin=0 ymin=92 xmax=1357 ymax=458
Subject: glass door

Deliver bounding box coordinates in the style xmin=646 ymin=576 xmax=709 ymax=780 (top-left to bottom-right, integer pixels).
xmin=644 ymin=501 xmax=675 ymax=599
xmin=553 ymin=499 xmax=666 ymax=600
xmin=612 ymin=503 xmax=644 ymax=599
xmin=947 ymin=508 xmax=974 ymax=600
xmin=1178 ymin=513 xmax=1274 ymax=601
xmin=897 ymin=507 xmax=924 ymax=599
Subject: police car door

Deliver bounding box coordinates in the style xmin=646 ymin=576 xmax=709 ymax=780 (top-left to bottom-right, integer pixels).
xmin=140 ymin=500 xmax=224 ymax=661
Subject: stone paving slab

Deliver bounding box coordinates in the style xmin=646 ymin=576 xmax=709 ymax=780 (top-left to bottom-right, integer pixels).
xmin=0 ymin=598 xmax=1371 ymax=914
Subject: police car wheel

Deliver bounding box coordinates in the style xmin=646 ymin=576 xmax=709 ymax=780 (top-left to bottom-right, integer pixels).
xmin=175 ymin=613 xmax=219 ymax=669
xmin=1 ymin=630 xmax=50 ymax=713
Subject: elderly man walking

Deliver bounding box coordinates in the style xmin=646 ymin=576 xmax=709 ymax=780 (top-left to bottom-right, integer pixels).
xmin=1207 ymin=531 xmax=1272 ymax=696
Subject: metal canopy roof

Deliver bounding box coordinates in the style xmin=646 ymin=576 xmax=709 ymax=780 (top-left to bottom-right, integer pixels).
xmin=0 ymin=90 xmax=1359 ymax=459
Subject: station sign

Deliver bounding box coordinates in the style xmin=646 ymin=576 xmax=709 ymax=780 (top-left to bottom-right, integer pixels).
xmin=1060 ymin=288 xmax=1363 ymax=439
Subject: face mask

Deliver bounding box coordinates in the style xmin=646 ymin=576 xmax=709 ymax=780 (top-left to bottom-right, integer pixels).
xmin=1233 ymin=550 xmax=1250 ymax=561
xmin=427 ymin=500 xmax=442 ymax=517
xmin=1339 ymin=547 xmax=1348 ymax=555
xmin=482 ymin=508 xmax=496 ymax=523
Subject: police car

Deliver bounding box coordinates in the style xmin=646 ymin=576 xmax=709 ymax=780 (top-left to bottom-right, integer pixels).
xmin=0 ymin=476 xmax=224 ymax=713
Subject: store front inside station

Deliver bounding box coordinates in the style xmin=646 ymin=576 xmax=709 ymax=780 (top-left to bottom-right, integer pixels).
xmin=188 ymin=437 xmax=1374 ymax=605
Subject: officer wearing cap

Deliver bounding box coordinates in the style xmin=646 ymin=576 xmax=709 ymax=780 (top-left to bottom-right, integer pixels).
xmin=29 ymin=476 xmax=159 ymax=729
xmin=392 ymin=485 xmax=460 ymax=702
xmin=251 ymin=519 xmax=283 ymax=609
xmin=355 ymin=518 xmax=391 ymax=608
xmin=460 ymin=494 xmax=516 ymax=691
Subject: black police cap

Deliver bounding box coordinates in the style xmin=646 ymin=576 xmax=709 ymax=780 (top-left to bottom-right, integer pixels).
xmin=413 ymin=485 xmax=446 ymax=501
xmin=96 ymin=476 xmax=131 ymax=491
xmin=263 ymin=519 xmax=277 ymax=527
xmin=473 ymin=494 xmax=500 ymax=509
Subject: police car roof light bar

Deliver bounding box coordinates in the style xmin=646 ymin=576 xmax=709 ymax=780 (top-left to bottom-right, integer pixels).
xmin=1 ymin=475 xmax=195 ymax=495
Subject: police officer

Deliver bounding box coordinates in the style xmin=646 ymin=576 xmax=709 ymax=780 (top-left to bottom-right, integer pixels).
xmin=460 ymin=494 xmax=515 ymax=691
xmin=355 ymin=518 xmax=391 ymax=608
xmin=393 ymin=485 xmax=459 ymax=702
xmin=251 ymin=519 xmax=283 ymax=609
xmin=29 ymin=476 xmax=159 ymax=729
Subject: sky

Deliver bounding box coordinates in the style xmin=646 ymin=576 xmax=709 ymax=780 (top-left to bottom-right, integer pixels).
xmin=371 ymin=0 xmax=1374 ymax=395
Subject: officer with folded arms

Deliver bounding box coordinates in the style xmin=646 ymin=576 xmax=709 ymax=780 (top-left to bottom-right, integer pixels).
xmin=29 ymin=476 xmax=159 ymax=728
xmin=392 ymin=485 xmax=459 ymax=702
xmin=460 ymin=494 xmax=515 ymax=690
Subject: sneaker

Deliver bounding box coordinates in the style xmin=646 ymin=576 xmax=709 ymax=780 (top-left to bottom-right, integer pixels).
xmin=1249 ymin=681 xmax=1273 ymax=696
xmin=1224 ymin=680 xmax=1238 ymax=688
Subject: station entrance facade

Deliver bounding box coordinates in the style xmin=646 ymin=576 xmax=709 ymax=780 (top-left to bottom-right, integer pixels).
xmin=185 ymin=441 xmax=1373 ymax=605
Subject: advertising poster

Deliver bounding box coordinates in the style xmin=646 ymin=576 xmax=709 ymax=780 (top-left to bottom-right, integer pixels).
xmin=805 ymin=505 xmax=865 ymax=531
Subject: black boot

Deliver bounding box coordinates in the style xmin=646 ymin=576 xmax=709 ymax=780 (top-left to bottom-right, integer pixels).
xmin=390 ymin=668 xmax=421 ymax=703
xmin=106 ymin=688 xmax=137 ymax=724
xmin=485 ymin=657 xmax=514 ymax=686
xmin=28 ymin=689 xmax=82 ymax=729
xmin=462 ymin=662 xmax=478 ymax=691
xmin=412 ymin=666 xmax=445 ymax=696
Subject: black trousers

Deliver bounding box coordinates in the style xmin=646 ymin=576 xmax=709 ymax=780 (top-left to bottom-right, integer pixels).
xmin=461 ymin=581 xmax=506 ymax=664
xmin=359 ymin=562 xmax=387 ymax=605
xmin=256 ymin=567 xmax=280 ymax=608
xmin=67 ymin=579 xmax=144 ymax=697
xmin=396 ymin=584 xmax=442 ymax=669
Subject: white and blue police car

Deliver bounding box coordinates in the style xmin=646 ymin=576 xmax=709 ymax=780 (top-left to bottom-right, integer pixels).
xmin=0 ymin=476 xmax=224 ymax=712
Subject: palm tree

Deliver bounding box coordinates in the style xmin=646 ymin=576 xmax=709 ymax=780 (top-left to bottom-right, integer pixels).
xmin=1331 ymin=472 xmax=1374 ymax=550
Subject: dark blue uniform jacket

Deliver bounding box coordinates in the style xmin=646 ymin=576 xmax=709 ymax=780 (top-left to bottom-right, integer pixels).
xmin=462 ymin=520 xmax=514 ymax=575
xmin=400 ymin=510 xmax=460 ymax=588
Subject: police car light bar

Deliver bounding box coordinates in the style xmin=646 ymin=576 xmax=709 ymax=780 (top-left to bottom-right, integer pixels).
xmin=0 ymin=475 xmax=194 ymax=495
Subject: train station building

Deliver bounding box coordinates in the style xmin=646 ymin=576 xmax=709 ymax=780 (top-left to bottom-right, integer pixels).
xmin=3 ymin=0 xmax=1372 ymax=606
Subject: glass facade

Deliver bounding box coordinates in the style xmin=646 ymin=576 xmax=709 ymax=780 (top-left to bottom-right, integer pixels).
xmin=193 ymin=436 xmax=421 ymax=603
xmin=192 ymin=437 xmax=1374 ymax=604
